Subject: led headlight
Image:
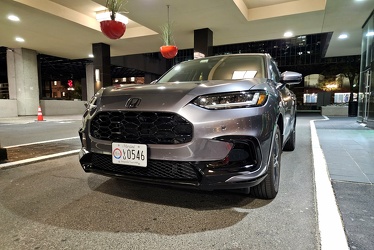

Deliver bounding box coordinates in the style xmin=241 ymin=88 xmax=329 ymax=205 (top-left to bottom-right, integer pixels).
xmin=193 ymin=91 xmax=267 ymax=110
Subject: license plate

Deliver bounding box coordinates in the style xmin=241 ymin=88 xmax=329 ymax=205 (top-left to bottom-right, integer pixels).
xmin=112 ymin=143 xmax=147 ymax=167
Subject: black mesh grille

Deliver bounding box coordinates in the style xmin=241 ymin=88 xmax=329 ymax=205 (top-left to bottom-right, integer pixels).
xmin=90 ymin=111 xmax=193 ymax=144
xmin=91 ymin=153 xmax=199 ymax=180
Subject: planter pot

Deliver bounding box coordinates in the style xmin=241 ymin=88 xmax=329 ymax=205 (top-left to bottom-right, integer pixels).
xmin=160 ymin=45 xmax=178 ymax=59
xmin=100 ymin=20 xmax=126 ymax=39
xmin=321 ymin=106 xmax=348 ymax=116
xmin=348 ymin=101 xmax=358 ymax=117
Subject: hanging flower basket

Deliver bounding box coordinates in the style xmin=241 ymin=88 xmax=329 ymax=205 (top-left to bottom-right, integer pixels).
xmin=160 ymin=5 xmax=177 ymax=59
xmin=98 ymin=0 xmax=127 ymax=39
xmin=100 ymin=20 xmax=126 ymax=39
xmin=160 ymin=45 xmax=178 ymax=59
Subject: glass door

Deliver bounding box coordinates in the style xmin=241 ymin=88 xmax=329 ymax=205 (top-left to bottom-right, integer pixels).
xmin=363 ymin=69 xmax=371 ymax=122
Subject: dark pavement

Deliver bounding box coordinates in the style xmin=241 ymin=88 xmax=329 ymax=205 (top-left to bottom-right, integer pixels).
xmin=0 ymin=115 xmax=319 ymax=249
xmin=2 ymin=139 xmax=81 ymax=164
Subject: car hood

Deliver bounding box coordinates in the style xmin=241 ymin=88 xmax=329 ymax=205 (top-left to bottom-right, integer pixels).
xmin=99 ymin=79 xmax=268 ymax=112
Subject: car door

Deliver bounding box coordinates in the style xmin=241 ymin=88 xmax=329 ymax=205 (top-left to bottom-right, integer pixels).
xmin=269 ymin=59 xmax=294 ymax=140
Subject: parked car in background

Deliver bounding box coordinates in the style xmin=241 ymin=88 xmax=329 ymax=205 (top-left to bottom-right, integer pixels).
xmin=79 ymin=53 xmax=301 ymax=199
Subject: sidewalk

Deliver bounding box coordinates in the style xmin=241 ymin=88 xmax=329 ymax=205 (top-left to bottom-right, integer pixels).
xmin=314 ymin=116 xmax=374 ymax=184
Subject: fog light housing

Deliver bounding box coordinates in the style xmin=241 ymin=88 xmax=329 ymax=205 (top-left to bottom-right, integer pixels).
xmin=208 ymin=156 xmax=230 ymax=168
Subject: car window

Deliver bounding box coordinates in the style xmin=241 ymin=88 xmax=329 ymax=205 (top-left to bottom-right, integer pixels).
xmin=211 ymin=56 xmax=264 ymax=80
xmin=158 ymin=55 xmax=265 ymax=82
xmin=159 ymin=57 xmax=221 ymax=82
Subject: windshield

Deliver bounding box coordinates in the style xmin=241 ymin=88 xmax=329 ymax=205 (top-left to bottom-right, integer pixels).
xmin=158 ymin=55 xmax=265 ymax=82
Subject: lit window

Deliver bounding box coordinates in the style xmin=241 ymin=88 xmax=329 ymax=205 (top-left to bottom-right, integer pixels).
xmin=334 ymin=93 xmax=350 ymax=103
xmin=303 ymin=94 xmax=317 ymax=104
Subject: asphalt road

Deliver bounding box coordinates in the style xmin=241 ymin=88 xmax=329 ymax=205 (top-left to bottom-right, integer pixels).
xmin=0 ymin=116 xmax=319 ymax=249
xmin=0 ymin=118 xmax=81 ymax=147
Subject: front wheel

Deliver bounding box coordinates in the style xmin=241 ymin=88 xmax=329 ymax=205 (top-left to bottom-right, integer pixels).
xmin=251 ymin=125 xmax=281 ymax=199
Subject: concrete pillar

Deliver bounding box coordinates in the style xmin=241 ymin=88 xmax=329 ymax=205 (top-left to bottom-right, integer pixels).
xmin=6 ymin=49 xmax=17 ymax=100
xmin=92 ymin=43 xmax=111 ymax=93
xmin=7 ymin=48 xmax=39 ymax=115
xmin=85 ymin=63 xmax=95 ymax=99
xmin=144 ymin=73 xmax=159 ymax=84
xmin=194 ymin=28 xmax=213 ymax=58
xmin=81 ymin=77 xmax=87 ymax=101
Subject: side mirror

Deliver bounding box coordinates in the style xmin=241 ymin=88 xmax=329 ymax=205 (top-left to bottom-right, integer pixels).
xmin=280 ymin=71 xmax=302 ymax=85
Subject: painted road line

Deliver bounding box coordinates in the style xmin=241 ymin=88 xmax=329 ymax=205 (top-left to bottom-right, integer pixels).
xmin=310 ymin=118 xmax=349 ymax=250
xmin=4 ymin=137 xmax=80 ymax=149
xmin=0 ymin=149 xmax=80 ymax=170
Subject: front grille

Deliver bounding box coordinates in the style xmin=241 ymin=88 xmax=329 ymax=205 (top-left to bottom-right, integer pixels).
xmin=91 ymin=153 xmax=199 ymax=180
xmin=90 ymin=111 xmax=193 ymax=144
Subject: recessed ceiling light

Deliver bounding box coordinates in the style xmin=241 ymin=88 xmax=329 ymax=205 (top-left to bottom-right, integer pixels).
xmin=8 ymin=15 xmax=20 ymax=22
xmin=15 ymin=37 xmax=25 ymax=42
xmin=88 ymin=54 xmax=94 ymax=58
xmin=338 ymin=34 xmax=348 ymax=39
xmin=366 ymin=31 xmax=374 ymax=37
xmin=284 ymin=31 xmax=293 ymax=38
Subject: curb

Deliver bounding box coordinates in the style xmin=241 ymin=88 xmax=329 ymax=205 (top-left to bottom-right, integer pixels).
xmin=310 ymin=118 xmax=349 ymax=250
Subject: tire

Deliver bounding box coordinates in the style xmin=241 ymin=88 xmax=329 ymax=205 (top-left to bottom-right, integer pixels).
xmin=251 ymin=125 xmax=281 ymax=199
xmin=283 ymin=120 xmax=296 ymax=151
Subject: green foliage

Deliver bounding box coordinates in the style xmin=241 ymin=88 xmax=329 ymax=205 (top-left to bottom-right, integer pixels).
xmin=321 ymin=61 xmax=360 ymax=101
xmin=316 ymin=77 xmax=337 ymax=91
xmin=160 ymin=22 xmax=174 ymax=46
xmin=105 ymin=0 xmax=127 ymax=20
xmin=71 ymin=80 xmax=82 ymax=100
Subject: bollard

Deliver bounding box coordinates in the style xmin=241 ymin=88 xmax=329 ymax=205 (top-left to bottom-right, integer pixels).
xmin=0 ymin=140 xmax=8 ymax=162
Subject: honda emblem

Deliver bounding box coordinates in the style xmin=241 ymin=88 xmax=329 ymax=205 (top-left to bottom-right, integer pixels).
xmin=125 ymin=98 xmax=141 ymax=108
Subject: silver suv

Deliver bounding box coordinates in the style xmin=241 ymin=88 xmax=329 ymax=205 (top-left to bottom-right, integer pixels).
xmin=79 ymin=53 xmax=301 ymax=199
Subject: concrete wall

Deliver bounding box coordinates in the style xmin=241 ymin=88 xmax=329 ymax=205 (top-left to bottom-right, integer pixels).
xmin=40 ymin=100 xmax=86 ymax=116
xmin=0 ymin=100 xmax=18 ymax=117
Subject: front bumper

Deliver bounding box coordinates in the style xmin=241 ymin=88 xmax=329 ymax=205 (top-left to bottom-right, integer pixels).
xmin=79 ymin=135 xmax=268 ymax=191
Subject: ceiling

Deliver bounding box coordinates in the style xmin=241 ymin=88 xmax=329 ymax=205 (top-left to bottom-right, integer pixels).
xmin=0 ymin=0 xmax=373 ymax=60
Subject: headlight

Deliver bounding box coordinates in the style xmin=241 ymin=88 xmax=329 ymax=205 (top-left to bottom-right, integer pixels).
xmin=86 ymin=96 xmax=99 ymax=115
xmin=193 ymin=91 xmax=268 ymax=110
